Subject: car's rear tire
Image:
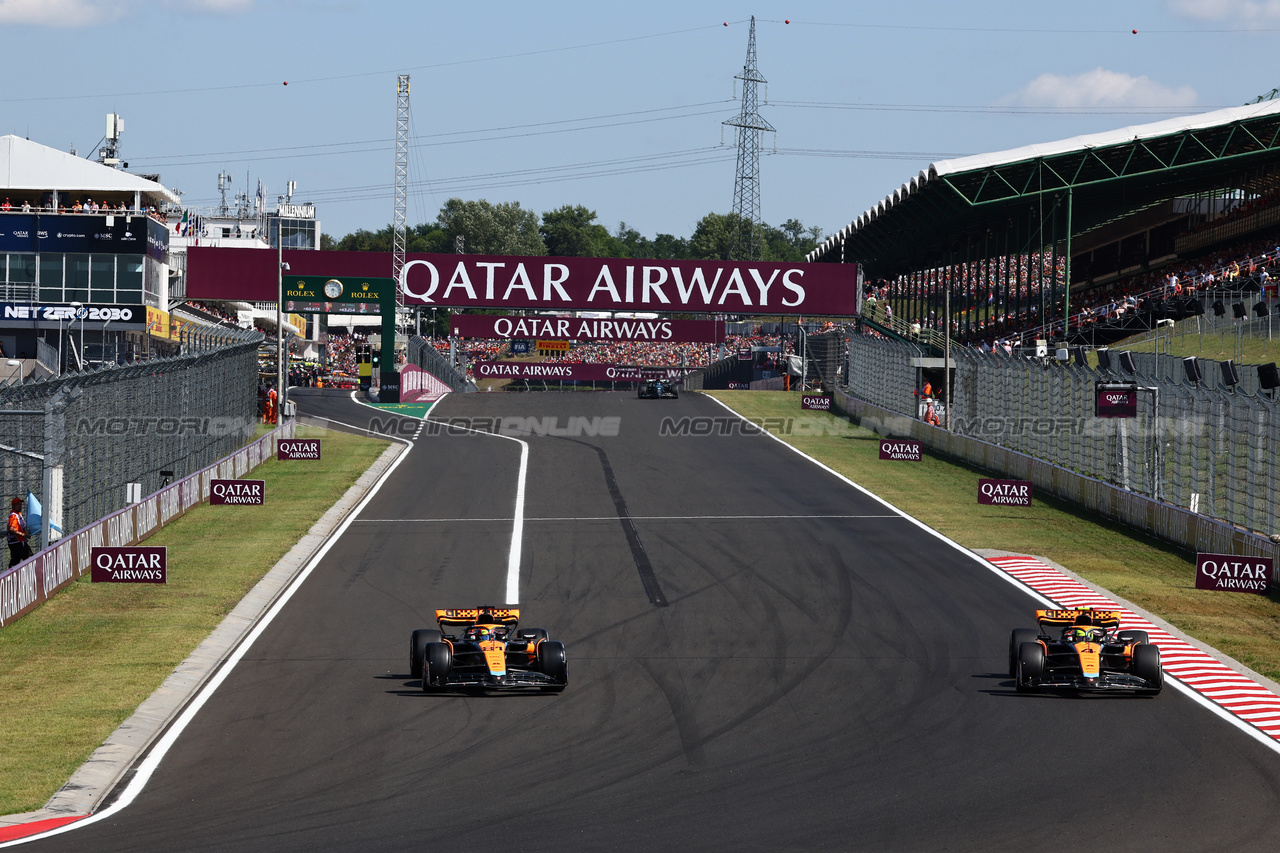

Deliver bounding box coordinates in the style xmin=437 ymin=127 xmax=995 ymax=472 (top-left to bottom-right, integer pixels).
xmin=1132 ymin=643 xmax=1162 ymax=693
xmin=1009 ymin=629 xmax=1038 ymax=677
xmin=1118 ymin=630 xmax=1150 ymax=645
xmin=537 ymin=640 xmax=567 ymax=692
xmin=423 ymin=642 xmax=452 ymax=691
xmin=410 ymin=629 xmax=441 ymax=679
xmin=1016 ymin=642 xmax=1044 ymax=693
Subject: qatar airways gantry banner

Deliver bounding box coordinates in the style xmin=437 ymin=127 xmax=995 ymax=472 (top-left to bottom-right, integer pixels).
xmin=401 ymin=256 xmax=856 ymax=315
xmin=451 ymin=314 xmax=724 ymax=343
xmin=474 ymin=361 xmax=694 ymax=383
xmin=186 ymin=247 xmax=857 ymax=315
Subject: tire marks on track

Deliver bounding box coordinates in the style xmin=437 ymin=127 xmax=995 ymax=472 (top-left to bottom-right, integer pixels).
xmin=568 ymin=440 xmax=668 ymax=608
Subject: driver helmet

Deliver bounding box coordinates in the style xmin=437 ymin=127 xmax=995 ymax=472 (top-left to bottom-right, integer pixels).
xmin=1067 ymin=626 xmax=1102 ymax=643
xmin=467 ymin=626 xmax=492 ymax=643
xmin=1069 ymin=612 xmax=1101 ymax=642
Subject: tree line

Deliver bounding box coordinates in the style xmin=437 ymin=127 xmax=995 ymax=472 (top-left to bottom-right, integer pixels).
xmin=321 ymin=199 xmax=825 ymax=262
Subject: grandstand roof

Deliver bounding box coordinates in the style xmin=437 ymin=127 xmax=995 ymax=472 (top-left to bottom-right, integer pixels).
xmin=0 ymin=135 xmax=178 ymax=204
xmin=809 ymin=100 xmax=1280 ymax=277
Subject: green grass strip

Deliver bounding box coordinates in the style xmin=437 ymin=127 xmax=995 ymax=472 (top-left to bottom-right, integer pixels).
xmin=707 ymin=390 xmax=1280 ymax=680
xmin=365 ymin=402 xmax=436 ymax=418
xmin=0 ymin=426 xmax=390 ymax=815
xmin=1112 ymin=317 xmax=1280 ymax=366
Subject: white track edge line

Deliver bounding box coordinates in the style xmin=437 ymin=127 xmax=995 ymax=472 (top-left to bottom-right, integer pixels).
xmin=701 ymin=393 xmax=1280 ymax=759
xmin=347 ymin=391 xmax=525 ymax=604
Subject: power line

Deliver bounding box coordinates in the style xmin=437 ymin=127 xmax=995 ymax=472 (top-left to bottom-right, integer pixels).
xmin=179 ymin=148 xmax=739 ymax=209
xmin=770 ymin=100 xmax=1231 ymax=115
xmin=773 ymin=147 xmax=966 ymax=160
xmin=129 ymin=102 xmax=735 ymax=168
xmin=0 ymin=24 xmax=733 ymax=105
xmin=762 ymin=18 xmax=1280 ymax=35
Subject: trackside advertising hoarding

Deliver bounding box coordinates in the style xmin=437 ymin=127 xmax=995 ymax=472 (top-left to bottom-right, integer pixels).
xmin=801 ymin=395 xmax=832 ymax=411
xmin=978 ymin=479 xmax=1033 ymax=506
xmin=474 ymin=361 xmax=693 ymax=383
xmin=0 ymin=422 xmax=295 ymax=629
xmin=1096 ymin=383 xmax=1139 ymax=418
xmin=1195 ymin=553 xmax=1273 ymax=593
xmin=879 ymin=439 xmax=922 ymax=461
xmin=90 ymin=547 xmax=167 ymax=583
xmin=210 ymin=479 xmax=265 ymax=505
xmin=278 ymin=439 xmax=321 ymax=460
xmin=185 ymin=247 xmax=858 ymax=316
xmin=450 ymin=314 xmax=725 ymax=343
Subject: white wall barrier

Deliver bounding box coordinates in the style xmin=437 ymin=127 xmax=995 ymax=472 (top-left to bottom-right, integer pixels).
xmin=0 ymin=421 xmax=296 ymax=629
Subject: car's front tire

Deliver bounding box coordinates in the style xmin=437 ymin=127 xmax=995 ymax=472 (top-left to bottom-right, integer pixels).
xmin=410 ymin=629 xmax=442 ymax=679
xmin=423 ymin=642 xmax=452 ymax=691
xmin=1016 ymin=642 xmax=1044 ymax=693
xmin=1009 ymin=629 xmax=1038 ymax=677
xmin=537 ymin=640 xmax=567 ymax=692
xmin=1132 ymin=643 xmax=1162 ymax=694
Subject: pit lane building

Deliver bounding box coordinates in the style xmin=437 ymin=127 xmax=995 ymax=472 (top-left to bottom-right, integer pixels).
xmin=0 ymin=134 xmax=179 ymax=369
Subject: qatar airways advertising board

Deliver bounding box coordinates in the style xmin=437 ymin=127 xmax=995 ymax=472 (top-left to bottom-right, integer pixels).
xmin=401 ymin=256 xmax=855 ymax=315
xmin=450 ymin=314 xmax=724 ymax=343
xmin=186 ymin=248 xmax=857 ymax=316
xmin=474 ymin=361 xmax=692 ymax=383
xmin=1195 ymin=553 xmax=1273 ymax=593
xmin=1095 ymin=382 xmax=1138 ymax=418
xmin=977 ymin=479 xmax=1033 ymax=506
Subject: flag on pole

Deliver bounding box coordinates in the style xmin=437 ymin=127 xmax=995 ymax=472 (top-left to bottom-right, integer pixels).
xmin=25 ymin=489 xmax=59 ymax=545
xmin=178 ymin=209 xmax=189 ymax=236
xmin=256 ymin=179 xmax=264 ymax=211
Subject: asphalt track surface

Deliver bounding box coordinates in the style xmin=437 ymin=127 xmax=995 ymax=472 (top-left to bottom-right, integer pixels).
xmin=23 ymin=389 xmax=1280 ymax=851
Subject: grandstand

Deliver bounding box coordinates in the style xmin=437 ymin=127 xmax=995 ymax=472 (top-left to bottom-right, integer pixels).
xmin=808 ymin=100 xmax=1280 ymax=350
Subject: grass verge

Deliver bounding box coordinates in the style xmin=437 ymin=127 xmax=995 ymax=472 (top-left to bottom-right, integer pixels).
xmin=1112 ymin=318 xmax=1280 ymax=365
xmin=0 ymin=425 xmax=390 ymax=815
xmin=706 ymin=390 xmax=1280 ymax=679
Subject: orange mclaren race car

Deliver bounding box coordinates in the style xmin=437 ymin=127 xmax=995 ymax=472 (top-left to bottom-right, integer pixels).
xmin=409 ymin=607 xmax=567 ymax=693
xmin=1009 ymin=608 xmax=1162 ymax=695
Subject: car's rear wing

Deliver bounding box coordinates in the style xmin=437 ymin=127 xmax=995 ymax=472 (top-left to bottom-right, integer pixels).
xmin=1036 ymin=608 xmax=1123 ymax=632
xmin=436 ymin=607 xmax=520 ymax=628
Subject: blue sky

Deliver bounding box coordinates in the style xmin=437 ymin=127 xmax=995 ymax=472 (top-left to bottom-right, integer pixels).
xmin=2 ymin=1 xmax=1277 ymax=244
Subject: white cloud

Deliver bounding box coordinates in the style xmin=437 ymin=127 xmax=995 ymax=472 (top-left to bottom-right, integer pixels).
xmin=0 ymin=0 xmax=128 ymax=26
xmin=1166 ymin=0 xmax=1280 ymax=20
xmin=1001 ymin=68 xmax=1198 ymax=109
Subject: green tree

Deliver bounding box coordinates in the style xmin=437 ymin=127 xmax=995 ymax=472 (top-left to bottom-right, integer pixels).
xmin=651 ymin=232 xmax=690 ymax=260
xmin=611 ymin=221 xmax=655 ymax=259
xmin=408 ymin=222 xmax=452 ymax=254
xmin=438 ymin=198 xmax=546 ymax=256
xmin=326 ymin=225 xmax=394 ymax=253
xmin=539 ymin=204 xmax=612 ymax=257
xmin=689 ymin=212 xmax=757 ymax=260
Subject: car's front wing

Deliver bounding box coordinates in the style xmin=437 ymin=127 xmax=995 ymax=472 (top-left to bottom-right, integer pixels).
xmin=439 ymin=669 xmax=565 ymax=689
xmin=1031 ymin=671 xmax=1157 ymax=691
